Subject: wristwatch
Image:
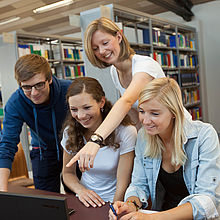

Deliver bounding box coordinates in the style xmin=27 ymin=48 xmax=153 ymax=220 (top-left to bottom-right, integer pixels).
xmin=89 ymin=133 xmax=104 ymax=146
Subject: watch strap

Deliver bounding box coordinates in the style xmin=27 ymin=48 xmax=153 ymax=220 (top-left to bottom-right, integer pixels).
xmin=89 ymin=133 xmax=104 ymax=146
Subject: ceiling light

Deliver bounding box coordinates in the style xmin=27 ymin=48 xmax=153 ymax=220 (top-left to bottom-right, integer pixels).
xmin=33 ymin=0 xmax=74 ymax=14
xmin=0 ymin=17 xmax=20 ymax=26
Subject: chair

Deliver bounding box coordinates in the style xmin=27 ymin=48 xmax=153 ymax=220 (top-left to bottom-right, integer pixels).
xmin=8 ymin=142 xmax=34 ymax=188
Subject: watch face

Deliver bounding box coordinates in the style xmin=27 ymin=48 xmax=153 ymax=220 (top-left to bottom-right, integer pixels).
xmin=91 ymin=135 xmax=98 ymax=141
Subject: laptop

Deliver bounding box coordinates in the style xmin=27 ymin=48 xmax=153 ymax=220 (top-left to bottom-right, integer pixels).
xmin=0 ymin=191 xmax=75 ymax=220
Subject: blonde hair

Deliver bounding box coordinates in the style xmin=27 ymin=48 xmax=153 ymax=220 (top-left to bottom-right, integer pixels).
xmin=84 ymin=17 xmax=135 ymax=68
xmin=138 ymin=78 xmax=186 ymax=166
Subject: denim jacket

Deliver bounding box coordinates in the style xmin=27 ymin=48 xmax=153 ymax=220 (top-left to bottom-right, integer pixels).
xmin=125 ymin=119 xmax=220 ymax=219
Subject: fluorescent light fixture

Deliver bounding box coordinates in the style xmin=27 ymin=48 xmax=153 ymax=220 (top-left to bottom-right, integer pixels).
xmin=33 ymin=0 xmax=74 ymax=14
xmin=0 ymin=17 xmax=20 ymax=26
xmin=51 ymin=40 xmax=59 ymax=44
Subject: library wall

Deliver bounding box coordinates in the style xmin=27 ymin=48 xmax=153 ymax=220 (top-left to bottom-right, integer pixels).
xmin=156 ymin=0 xmax=220 ymax=133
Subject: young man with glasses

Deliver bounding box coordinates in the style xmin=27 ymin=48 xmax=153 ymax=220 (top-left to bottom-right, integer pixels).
xmin=0 ymin=54 xmax=72 ymax=192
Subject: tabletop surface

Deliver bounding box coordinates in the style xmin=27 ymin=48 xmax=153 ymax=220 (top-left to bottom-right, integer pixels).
xmin=8 ymin=185 xmax=110 ymax=220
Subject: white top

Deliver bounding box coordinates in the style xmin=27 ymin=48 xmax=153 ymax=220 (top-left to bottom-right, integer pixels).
xmin=61 ymin=124 xmax=137 ymax=202
xmin=110 ymin=54 xmax=165 ymax=108
xmin=110 ymin=54 xmax=192 ymax=120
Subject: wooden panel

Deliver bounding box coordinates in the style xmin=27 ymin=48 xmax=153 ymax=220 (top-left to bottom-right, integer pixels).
xmin=55 ymin=27 xmax=81 ymax=36
xmin=23 ymin=16 xmax=69 ymax=32
xmin=0 ymin=5 xmax=14 ymax=15
xmin=0 ymin=2 xmax=43 ymax=20
xmin=43 ymin=24 xmax=76 ymax=35
xmin=0 ymin=0 xmax=20 ymax=8
xmin=0 ymin=17 xmax=34 ymax=32
xmin=12 ymin=0 xmax=44 ymax=8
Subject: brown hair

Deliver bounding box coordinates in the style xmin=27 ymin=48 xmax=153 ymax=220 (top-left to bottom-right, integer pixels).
xmin=62 ymin=77 xmax=132 ymax=153
xmin=15 ymin=54 xmax=52 ymax=84
xmin=84 ymin=17 xmax=135 ymax=68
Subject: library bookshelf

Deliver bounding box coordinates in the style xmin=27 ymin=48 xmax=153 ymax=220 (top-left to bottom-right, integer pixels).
xmin=16 ymin=32 xmax=85 ymax=80
xmin=112 ymin=5 xmax=202 ymax=120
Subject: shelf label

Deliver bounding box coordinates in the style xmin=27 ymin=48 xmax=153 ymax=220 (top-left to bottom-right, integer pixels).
xmin=2 ymin=32 xmax=15 ymax=44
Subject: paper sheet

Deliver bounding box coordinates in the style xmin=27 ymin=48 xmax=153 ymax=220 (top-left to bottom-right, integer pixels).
xmin=138 ymin=209 xmax=158 ymax=214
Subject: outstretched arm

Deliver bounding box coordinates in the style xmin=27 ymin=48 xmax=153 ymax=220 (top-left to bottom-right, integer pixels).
xmin=113 ymin=151 xmax=135 ymax=202
xmin=0 ymin=168 xmax=10 ymax=191
xmin=120 ymin=202 xmax=193 ymax=220
xmin=109 ymin=201 xmax=193 ymax=220
xmin=66 ymin=72 xmax=153 ymax=171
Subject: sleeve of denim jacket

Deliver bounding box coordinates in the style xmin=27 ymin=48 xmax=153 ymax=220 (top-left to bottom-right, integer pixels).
xmin=179 ymin=124 xmax=220 ymax=219
xmin=124 ymin=128 xmax=150 ymax=208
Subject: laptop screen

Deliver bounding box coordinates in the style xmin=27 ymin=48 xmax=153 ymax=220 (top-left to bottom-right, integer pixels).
xmin=0 ymin=191 xmax=74 ymax=220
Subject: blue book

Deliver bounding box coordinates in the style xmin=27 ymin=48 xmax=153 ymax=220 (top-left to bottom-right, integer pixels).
xmin=169 ymin=35 xmax=176 ymax=48
xmin=143 ymin=28 xmax=150 ymax=44
xmin=173 ymin=53 xmax=177 ymax=67
xmin=159 ymin=31 xmax=166 ymax=46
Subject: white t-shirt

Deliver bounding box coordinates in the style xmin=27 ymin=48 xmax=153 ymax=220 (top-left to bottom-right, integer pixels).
xmin=110 ymin=54 xmax=192 ymax=119
xmin=110 ymin=54 xmax=165 ymax=108
xmin=61 ymin=124 xmax=137 ymax=202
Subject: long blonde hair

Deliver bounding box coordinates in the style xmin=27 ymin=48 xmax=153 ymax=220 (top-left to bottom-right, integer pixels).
xmin=84 ymin=17 xmax=134 ymax=68
xmin=138 ymin=78 xmax=186 ymax=166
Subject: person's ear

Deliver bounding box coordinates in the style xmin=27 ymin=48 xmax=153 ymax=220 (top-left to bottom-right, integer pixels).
xmin=100 ymin=96 xmax=105 ymax=109
xmin=116 ymin=31 xmax=122 ymax=44
xmin=48 ymin=77 xmax=53 ymax=84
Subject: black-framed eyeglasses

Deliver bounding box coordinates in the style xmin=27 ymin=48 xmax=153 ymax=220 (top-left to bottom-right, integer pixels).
xmin=21 ymin=81 xmax=47 ymax=92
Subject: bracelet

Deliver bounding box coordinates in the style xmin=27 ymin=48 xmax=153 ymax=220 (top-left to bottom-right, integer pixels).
xmin=127 ymin=200 xmax=140 ymax=211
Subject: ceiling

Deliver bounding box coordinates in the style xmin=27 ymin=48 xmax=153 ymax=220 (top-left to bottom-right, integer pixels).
xmin=0 ymin=0 xmax=215 ymax=37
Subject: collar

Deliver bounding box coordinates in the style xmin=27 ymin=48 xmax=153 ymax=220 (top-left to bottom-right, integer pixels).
xmin=183 ymin=118 xmax=199 ymax=144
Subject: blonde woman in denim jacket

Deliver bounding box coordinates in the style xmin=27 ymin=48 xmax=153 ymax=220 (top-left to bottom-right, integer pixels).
xmin=109 ymin=78 xmax=220 ymax=220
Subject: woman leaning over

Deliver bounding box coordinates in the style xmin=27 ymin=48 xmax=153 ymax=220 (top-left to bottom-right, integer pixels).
xmin=109 ymin=77 xmax=220 ymax=220
xmin=66 ymin=17 xmax=165 ymax=170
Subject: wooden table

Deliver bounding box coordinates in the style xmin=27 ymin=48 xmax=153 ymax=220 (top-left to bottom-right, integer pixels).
xmin=8 ymin=185 xmax=110 ymax=220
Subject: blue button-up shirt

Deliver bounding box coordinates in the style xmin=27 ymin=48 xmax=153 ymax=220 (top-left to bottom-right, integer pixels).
xmin=125 ymin=119 xmax=220 ymax=219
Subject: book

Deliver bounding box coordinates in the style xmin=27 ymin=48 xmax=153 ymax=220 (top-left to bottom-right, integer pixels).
xmin=143 ymin=28 xmax=150 ymax=44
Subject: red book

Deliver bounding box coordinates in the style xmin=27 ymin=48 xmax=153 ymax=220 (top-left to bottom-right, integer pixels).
xmin=77 ymin=65 xmax=81 ymax=76
xmin=167 ymin=54 xmax=171 ymax=67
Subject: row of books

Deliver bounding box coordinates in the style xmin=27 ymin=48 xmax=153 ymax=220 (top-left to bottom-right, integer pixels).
xmin=18 ymin=44 xmax=54 ymax=59
xmin=182 ymin=88 xmax=200 ymax=105
xmin=64 ymin=65 xmax=85 ymax=79
xmin=18 ymin=43 xmax=84 ymax=62
xmin=166 ymin=72 xmax=200 ymax=88
xmin=166 ymin=72 xmax=179 ymax=82
xmin=188 ymin=107 xmax=202 ymax=120
xmin=180 ymin=73 xmax=199 ymax=86
xmin=169 ymin=34 xmax=195 ymax=49
xmin=142 ymin=29 xmax=196 ymax=50
xmin=178 ymin=33 xmax=195 ymax=49
xmin=63 ymin=48 xmax=83 ymax=61
xmin=143 ymin=29 xmax=168 ymax=46
xmin=134 ymin=49 xmax=151 ymax=57
xmin=152 ymin=51 xmax=178 ymax=68
xmin=152 ymin=51 xmax=198 ymax=69
xmin=179 ymin=54 xmax=197 ymax=68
